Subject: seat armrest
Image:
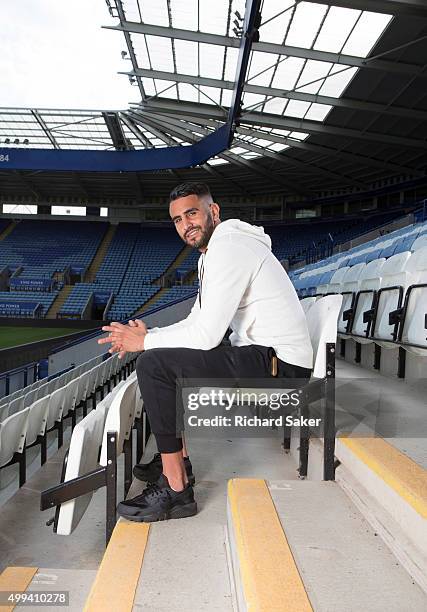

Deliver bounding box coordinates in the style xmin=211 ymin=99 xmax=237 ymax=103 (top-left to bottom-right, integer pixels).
xmin=388 ymin=307 xmax=403 ymax=326
xmin=363 ymin=308 xmax=375 ymax=324
xmin=343 ymin=307 xmax=353 ymax=322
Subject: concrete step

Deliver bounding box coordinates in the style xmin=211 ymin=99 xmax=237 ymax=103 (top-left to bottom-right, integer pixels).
xmin=46 ymin=285 xmax=74 ymax=319
xmin=227 ymin=478 xmax=427 ymax=612
xmin=85 ymin=224 xmax=116 ymax=283
xmin=0 ymin=220 xmax=17 ymax=242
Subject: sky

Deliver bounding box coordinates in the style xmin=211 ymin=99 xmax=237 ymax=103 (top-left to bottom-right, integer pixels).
xmin=0 ymin=0 xmax=135 ymax=109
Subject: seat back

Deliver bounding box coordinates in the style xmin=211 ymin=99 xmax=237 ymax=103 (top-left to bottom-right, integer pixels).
xmin=26 ymin=396 xmax=50 ymax=447
xmin=327 ymin=266 xmax=349 ymax=293
xmin=7 ymin=396 xmax=24 ymax=416
xmin=351 ymin=258 xmax=385 ymax=337
xmin=306 ymin=295 xmax=343 ymax=378
xmin=411 ymin=234 xmax=427 ymax=251
xmin=300 ymin=297 xmax=316 ymax=314
xmin=337 ymin=263 xmax=366 ymax=333
xmin=371 ymin=251 xmax=413 ymax=342
xmin=0 ymin=407 xmax=30 ymax=468
xmin=400 ymin=246 xmax=427 ymax=353
xmin=55 ymin=409 xmax=106 ymax=535
xmin=100 ymin=376 xmax=138 ymax=466
xmin=46 ymin=386 xmax=68 ymax=430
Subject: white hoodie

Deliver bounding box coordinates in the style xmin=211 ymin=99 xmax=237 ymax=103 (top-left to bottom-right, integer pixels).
xmin=144 ymin=219 xmax=313 ymax=369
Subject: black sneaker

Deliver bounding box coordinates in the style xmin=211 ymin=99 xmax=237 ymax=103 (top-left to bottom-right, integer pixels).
xmin=133 ymin=453 xmax=195 ymax=485
xmin=117 ymin=474 xmax=197 ymax=523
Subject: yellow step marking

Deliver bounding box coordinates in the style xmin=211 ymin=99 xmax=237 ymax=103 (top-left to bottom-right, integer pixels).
xmin=0 ymin=567 xmax=38 ymax=612
xmin=340 ymin=437 xmax=427 ymax=518
xmin=84 ymin=522 xmax=150 ymax=612
xmin=228 ymin=479 xmax=312 ymax=612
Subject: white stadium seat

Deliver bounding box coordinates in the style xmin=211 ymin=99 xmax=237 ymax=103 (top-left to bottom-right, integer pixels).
xmin=306 ymin=295 xmax=343 ymax=378
xmin=370 ymin=251 xmax=412 ymax=347
xmin=337 ymin=263 xmax=366 ymax=335
xmin=350 ymin=258 xmax=386 ymax=342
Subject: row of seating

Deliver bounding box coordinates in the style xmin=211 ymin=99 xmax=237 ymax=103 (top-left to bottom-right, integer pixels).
xmin=0 ymin=351 xmax=135 ymax=488
xmin=291 ymin=220 xmax=427 ymax=296
xmin=0 ymin=220 xmax=108 ymax=278
xmin=38 ymin=367 xmax=144 ymax=545
xmin=294 ymin=221 xmax=427 ymax=372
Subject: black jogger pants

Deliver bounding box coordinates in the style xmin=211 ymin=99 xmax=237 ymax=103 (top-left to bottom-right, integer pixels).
xmin=136 ymin=344 xmax=311 ymax=453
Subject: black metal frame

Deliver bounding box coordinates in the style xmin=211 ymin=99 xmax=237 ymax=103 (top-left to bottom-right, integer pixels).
xmin=369 ymin=285 xmax=404 ymax=343
xmin=348 ymin=289 xmax=378 ymax=338
xmin=40 ymin=355 xmax=139 ymax=546
xmin=41 ymin=431 xmax=118 ymax=546
xmin=284 ymin=343 xmax=337 ymax=481
xmin=1 ymin=449 xmax=27 ymax=488
xmin=395 ymin=283 xmax=427 ymax=350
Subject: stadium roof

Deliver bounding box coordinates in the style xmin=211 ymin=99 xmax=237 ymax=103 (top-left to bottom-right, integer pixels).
xmin=1 ymin=0 xmax=427 ymax=201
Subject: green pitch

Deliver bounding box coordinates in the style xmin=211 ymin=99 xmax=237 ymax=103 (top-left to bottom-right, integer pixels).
xmin=0 ymin=326 xmax=80 ymax=350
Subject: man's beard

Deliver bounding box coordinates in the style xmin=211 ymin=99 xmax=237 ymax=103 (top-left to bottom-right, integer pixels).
xmin=184 ymin=215 xmax=215 ymax=249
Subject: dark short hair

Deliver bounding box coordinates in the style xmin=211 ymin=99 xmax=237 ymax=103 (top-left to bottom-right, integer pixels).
xmin=169 ymin=182 xmax=213 ymax=203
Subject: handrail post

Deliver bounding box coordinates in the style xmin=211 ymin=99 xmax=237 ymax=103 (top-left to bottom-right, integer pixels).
xmin=323 ymin=343 xmax=336 ymax=481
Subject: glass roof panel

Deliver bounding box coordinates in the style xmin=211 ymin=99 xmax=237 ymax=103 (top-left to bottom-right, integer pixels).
xmin=178 ymin=83 xmax=200 ymax=103
xmin=262 ymin=98 xmax=288 ymax=115
xmin=175 ymin=40 xmax=199 ymax=76
xmin=284 ymin=100 xmax=311 ymax=118
xmin=314 ymin=6 xmax=361 ymax=53
xmin=342 ymin=11 xmax=393 ymax=57
xmin=318 ymin=66 xmax=357 ymax=97
xmin=199 ymin=44 xmax=227 ymax=80
xmin=272 ymin=57 xmax=305 ymax=90
xmin=296 ymin=60 xmax=333 ymax=94
xmin=139 ymin=0 xmax=169 ymax=27
xmin=258 ymin=0 xmax=294 ymax=45
xmin=170 ymin=0 xmax=198 ymax=31
xmin=247 ymin=52 xmax=277 ymax=86
xmin=223 ymin=48 xmax=239 ymax=81
xmin=199 ymin=86 xmax=222 ymax=106
xmin=285 ymin=2 xmax=328 ymax=49
xmin=200 ymin=1 xmax=229 ymax=35
xmin=304 ymin=103 xmax=332 ymax=121
xmin=242 ymin=93 xmax=267 ymax=110
xmin=269 ymin=143 xmax=289 ymax=152
xmin=145 ymin=36 xmax=175 ymax=72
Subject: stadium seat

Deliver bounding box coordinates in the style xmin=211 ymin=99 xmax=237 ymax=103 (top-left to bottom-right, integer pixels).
xmin=369 ymin=251 xmax=413 ymax=348
xmin=395 ymin=246 xmax=427 ymax=356
xmin=0 ymin=407 xmax=30 ymax=487
xmin=349 ymin=258 xmax=386 ymax=341
xmin=300 ymin=297 xmax=316 ymax=313
xmin=336 ymin=263 xmax=366 ymax=335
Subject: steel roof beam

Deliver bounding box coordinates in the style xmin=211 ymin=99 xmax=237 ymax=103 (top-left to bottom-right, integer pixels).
xmin=132 ymin=74 xmax=427 ymax=121
xmin=31 ymin=110 xmax=60 ymax=149
xmin=302 ymin=0 xmax=427 ymax=18
xmin=119 ymin=113 xmax=153 ymax=148
xmin=114 ymin=1 xmax=146 ymax=100
xmin=144 ymin=108 xmax=367 ymax=189
xmin=134 ymin=92 xmax=427 ymax=149
xmin=138 ymin=106 xmax=425 ymax=176
xmin=137 ymin=101 xmax=425 ymax=175
xmin=234 ymin=125 xmax=424 ymax=177
xmin=102 ymin=111 xmax=131 ymax=150
xmin=107 ymin=21 xmax=425 ymax=75
xmin=140 ymin=112 xmax=312 ymax=195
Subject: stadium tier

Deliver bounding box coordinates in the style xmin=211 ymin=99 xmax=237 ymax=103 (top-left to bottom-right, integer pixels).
xmin=0 ymin=212 xmax=416 ymax=321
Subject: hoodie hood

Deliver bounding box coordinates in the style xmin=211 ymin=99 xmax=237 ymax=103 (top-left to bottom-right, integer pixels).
xmin=209 ymin=219 xmax=272 ymax=250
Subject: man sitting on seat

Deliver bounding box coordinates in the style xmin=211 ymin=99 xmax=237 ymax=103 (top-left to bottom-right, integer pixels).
xmin=99 ymin=182 xmax=313 ymax=523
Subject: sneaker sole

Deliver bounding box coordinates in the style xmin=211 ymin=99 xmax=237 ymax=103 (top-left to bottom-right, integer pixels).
xmin=118 ymin=501 xmax=198 ymax=523
xmin=133 ymin=471 xmax=196 ymax=487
